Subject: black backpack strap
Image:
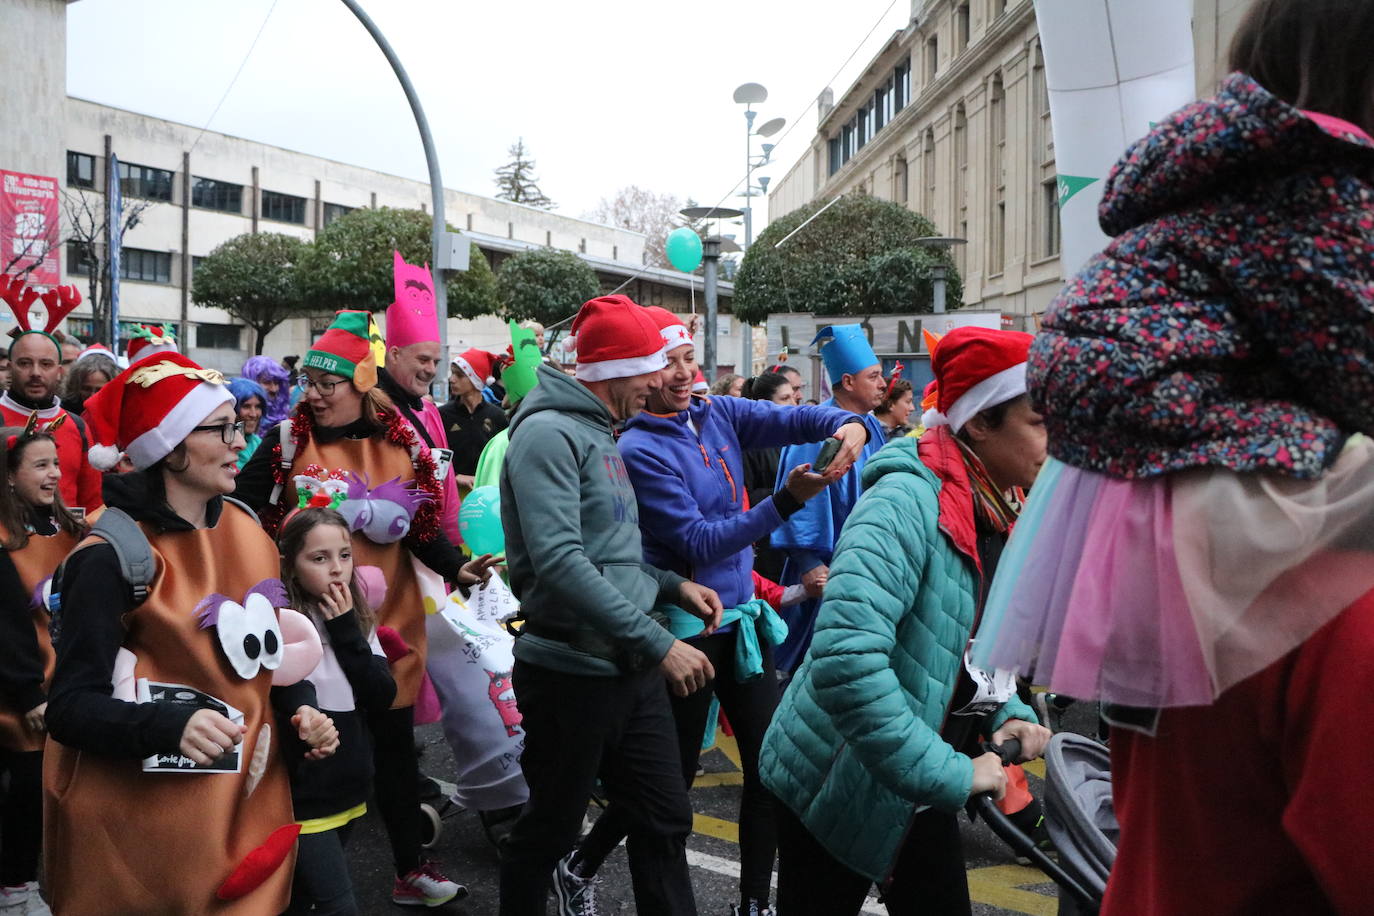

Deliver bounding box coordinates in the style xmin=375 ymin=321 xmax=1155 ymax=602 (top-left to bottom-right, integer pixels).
xmin=90 ymin=507 xmax=156 ymax=605
xmin=68 ymin=410 xmax=89 ymax=453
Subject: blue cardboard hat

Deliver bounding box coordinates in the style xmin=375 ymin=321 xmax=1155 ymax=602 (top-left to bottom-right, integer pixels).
xmin=812 ymin=324 xmax=879 ymax=384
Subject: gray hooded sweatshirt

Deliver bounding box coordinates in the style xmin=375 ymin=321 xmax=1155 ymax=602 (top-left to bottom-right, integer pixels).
xmin=500 ymin=364 xmax=683 ymax=676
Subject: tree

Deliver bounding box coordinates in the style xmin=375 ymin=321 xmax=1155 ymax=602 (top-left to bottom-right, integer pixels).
xmin=493 ymin=139 xmax=555 ymax=209
xmin=584 ymin=186 xmax=688 ymax=268
xmin=495 ymin=248 xmax=599 ymax=327
xmin=299 ymin=207 xmax=499 ymax=319
xmin=731 ymin=194 xmax=963 ymax=326
xmin=191 ymin=233 xmax=312 ymax=354
xmin=61 ymin=187 xmax=155 ymax=338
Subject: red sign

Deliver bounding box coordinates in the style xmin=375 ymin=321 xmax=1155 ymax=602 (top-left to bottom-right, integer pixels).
xmin=0 ymin=170 xmax=61 ymax=286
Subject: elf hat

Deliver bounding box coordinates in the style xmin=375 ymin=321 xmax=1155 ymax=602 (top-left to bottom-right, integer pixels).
xmin=82 ymin=352 xmax=233 ymax=471
xmin=452 ymin=348 xmax=496 ymax=390
xmin=125 ymin=323 xmax=178 ymax=364
xmin=303 ymin=310 xmax=377 ymax=392
xmin=570 ymin=295 xmax=667 ymax=383
xmin=386 ymin=251 xmax=439 ymax=351
xmin=641 ymin=306 xmax=694 ymax=353
xmin=926 ymin=326 xmax=1033 ymax=433
xmin=812 ymin=324 xmax=879 ymax=385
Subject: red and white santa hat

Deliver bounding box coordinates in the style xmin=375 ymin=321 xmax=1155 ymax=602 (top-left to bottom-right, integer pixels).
xmin=641 ymin=306 xmax=694 ymax=352
xmin=570 ymin=294 xmax=667 ymax=382
xmin=924 ymin=327 xmax=1033 ymax=433
xmin=81 ymin=351 xmax=234 ymax=471
xmin=451 ymin=348 xmax=496 ymax=390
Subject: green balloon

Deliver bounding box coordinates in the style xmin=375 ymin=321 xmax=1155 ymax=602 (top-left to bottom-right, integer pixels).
xmin=664 ymin=227 xmax=703 ymax=272
xmin=459 ymin=485 xmax=505 ymax=556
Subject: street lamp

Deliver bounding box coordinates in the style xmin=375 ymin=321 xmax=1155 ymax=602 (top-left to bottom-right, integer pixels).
xmin=914 ymin=236 xmax=967 ymax=314
xmin=734 ymin=82 xmax=786 ymax=376
xmin=680 ymin=206 xmax=743 ymax=379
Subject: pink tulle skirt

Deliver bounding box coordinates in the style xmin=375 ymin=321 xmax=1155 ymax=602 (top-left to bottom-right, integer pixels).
xmin=972 ymin=435 xmax=1374 ymax=707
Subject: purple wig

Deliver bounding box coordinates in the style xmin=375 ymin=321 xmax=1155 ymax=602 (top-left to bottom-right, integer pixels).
xmin=241 ymin=356 xmax=292 ymax=431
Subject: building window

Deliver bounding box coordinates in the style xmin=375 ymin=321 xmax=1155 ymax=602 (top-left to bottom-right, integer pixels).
xmin=895 ymin=60 xmax=911 ymax=111
xmin=191 ymin=255 xmax=204 ymax=276
xmin=857 ymin=106 xmax=870 ymax=149
xmin=322 ymin=202 xmax=354 ymax=226
xmin=953 ymin=103 xmax=967 ymax=274
xmin=842 ymin=123 xmax=855 ymax=164
xmin=894 ymin=155 xmax=909 ymax=204
xmin=1041 ymin=178 xmax=1061 ymax=258
xmin=192 ymin=177 xmax=243 ymax=213
xmin=67 ymin=152 xmax=96 ymax=189
xmin=196 ymin=323 xmax=241 ymax=350
xmin=926 ymin=35 xmax=939 ymax=82
xmin=121 ymin=248 xmax=172 ymax=284
xmin=955 ymin=3 xmax=971 ymax=53
xmin=1033 ymin=45 xmax=1053 ymax=163
xmin=922 ymin=129 xmax=936 ymax=217
xmin=118 ymin=161 xmax=174 ymax=201
xmin=66 ymin=241 xmax=97 ymax=276
xmin=828 ymin=137 xmax=842 ymax=176
xmin=989 ymin=74 xmax=1006 ymax=274
xmin=261 ymin=190 xmax=307 ymax=225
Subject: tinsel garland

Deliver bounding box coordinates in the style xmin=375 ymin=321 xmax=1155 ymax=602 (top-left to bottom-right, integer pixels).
xmin=265 ymin=405 xmax=443 ymax=542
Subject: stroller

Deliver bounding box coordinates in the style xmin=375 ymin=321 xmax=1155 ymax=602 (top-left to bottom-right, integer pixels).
xmin=974 ymin=733 xmax=1117 ymax=915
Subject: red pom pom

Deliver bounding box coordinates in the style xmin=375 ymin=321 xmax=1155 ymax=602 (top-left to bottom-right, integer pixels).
xmin=215 ymin=823 xmax=300 ymax=900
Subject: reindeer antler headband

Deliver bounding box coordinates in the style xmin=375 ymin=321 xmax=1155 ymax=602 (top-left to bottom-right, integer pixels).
xmin=0 ymin=273 xmax=82 ymax=356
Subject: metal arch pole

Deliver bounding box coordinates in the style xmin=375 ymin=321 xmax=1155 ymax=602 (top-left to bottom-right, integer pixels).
xmin=339 ymin=0 xmax=449 ymax=376
xmin=741 ymin=109 xmax=754 ymax=376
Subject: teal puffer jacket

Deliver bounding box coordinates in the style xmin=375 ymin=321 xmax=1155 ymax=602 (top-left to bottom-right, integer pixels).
xmin=759 ymin=435 xmax=1036 ymax=883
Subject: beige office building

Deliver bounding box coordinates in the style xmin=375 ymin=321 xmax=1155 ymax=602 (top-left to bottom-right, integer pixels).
xmin=767 ymin=0 xmax=1255 ymax=327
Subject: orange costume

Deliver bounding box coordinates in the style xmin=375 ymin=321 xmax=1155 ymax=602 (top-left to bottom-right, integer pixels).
xmin=0 ymin=524 xmax=76 ymax=752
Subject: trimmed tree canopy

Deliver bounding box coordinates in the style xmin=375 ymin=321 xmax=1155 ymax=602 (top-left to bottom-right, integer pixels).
xmin=496 ymin=248 xmax=600 ymax=327
xmin=732 ymin=194 xmax=963 ymax=326
xmin=191 ymin=232 xmax=311 ymax=354
xmin=299 ymin=207 xmax=499 ymax=319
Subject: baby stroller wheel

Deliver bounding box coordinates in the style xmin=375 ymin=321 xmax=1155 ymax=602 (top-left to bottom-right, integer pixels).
xmin=420 ymin=802 xmax=442 ymax=849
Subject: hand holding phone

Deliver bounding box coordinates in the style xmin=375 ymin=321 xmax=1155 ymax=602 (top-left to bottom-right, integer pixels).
xmin=812 ymin=437 xmax=842 ymax=474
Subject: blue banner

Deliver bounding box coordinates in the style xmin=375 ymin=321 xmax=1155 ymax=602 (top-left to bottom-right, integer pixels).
xmin=107 ymin=153 xmax=122 ymax=345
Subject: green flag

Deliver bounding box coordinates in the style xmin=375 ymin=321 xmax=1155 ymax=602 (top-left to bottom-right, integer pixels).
xmin=1057 ymin=174 xmax=1099 ymax=207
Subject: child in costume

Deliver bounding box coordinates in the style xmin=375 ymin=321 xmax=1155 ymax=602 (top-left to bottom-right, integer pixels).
xmin=0 ymin=418 xmax=88 ymax=913
xmin=971 ymin=2 xmax=1374 ymax=911
xmin=43 ymin=351 xmax=337 ymax=915
xmin=278 ymin=508 xmax=397 ymax=916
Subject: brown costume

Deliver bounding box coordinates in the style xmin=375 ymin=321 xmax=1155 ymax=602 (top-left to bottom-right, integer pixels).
xmin=0 ymin=527 xmax=76 ymax=752
xmin=43 ymin=504 xmax=298 ymax=915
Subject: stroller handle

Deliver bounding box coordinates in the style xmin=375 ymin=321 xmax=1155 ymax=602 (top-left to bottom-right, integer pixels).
xmin=986 ymin=738 xmax=1021 ymax=764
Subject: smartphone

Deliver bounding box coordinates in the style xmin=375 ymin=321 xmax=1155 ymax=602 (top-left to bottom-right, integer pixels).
xmin=812 ymin=438 xmax=842 ymax=474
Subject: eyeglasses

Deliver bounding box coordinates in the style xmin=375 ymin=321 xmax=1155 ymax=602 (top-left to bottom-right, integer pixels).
xmin=297 ymin=374 xmax=339 ymax=395
xmin=190 ymin=420 xmax=246 ymax=445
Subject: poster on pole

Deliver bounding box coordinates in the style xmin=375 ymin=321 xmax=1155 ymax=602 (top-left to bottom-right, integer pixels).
xmin=0 ymin=170 xmax=61 ymax=285
xmin=1034 ymin=0 xmax=1196 ymax=274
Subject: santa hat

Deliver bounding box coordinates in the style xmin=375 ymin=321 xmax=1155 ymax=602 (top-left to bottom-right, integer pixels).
xmin=125 ymin=323 xmax=179 ymax=364
xmin=303 ymin=310 xmax=377 ymax=392
xmin=74 ymin=343 xmax=117 ymax=365
xmin=641 ymin=306 xmax=693 ymax=352
xmin=691 ymin=369 xmax=709 ymax=394
xmin=386 ymin=251 xmax=439 ymax=351
xmin=82 ymin=352 xmax=234 ymax=471
xmin=925 ymin=327 xmax=1033 ymax=432
xmin=571 ymin=295 xmax=666 ymax=382
xmin=451 ymin=348 xmax=495 ymax=389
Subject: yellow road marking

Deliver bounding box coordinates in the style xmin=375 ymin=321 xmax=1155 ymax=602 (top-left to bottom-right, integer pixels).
xmin=967 ymin=865 xmax=1058 ymax=915
xmin=1023 ymin=758 xmax=1045 ymax=779
xmin=693 ymin=812 xmax=740 ymax=844
xmin=716 ymin=732 xmax=742 ymax=769
xmin=694 ymin=770 xmax=745 ymax=788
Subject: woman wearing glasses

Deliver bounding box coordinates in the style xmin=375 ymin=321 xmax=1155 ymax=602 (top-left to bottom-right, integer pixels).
xmin=44 ymin=351 xmax=338 ymax=914
xmin=234 ymin=311 xmax=496 ymax=908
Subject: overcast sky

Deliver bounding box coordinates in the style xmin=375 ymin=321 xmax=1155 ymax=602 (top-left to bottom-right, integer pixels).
xmin=66 ymin=0 xmax=910 ymax=241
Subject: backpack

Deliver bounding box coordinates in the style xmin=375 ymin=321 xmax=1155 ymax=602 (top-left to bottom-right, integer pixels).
xmin=48 ymin=498 xmax=261 ymax=646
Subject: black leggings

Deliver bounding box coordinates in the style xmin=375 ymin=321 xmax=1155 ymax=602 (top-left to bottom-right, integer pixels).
xmin=577 ymin=626 xmax=780 ymax=902
xmin=369 ymin=705 xmax=422 ymax=876
xmin=0 ymin=749 xmax=42 ymax=887
xmin=775 ymin=804 xmax=971 ymax=916
xmin=284 ymin=823 xmax=357 ymax=916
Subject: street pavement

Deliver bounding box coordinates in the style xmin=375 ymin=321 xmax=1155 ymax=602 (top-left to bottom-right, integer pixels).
xmin=346 ymin=700 xmax=1102 ymax=914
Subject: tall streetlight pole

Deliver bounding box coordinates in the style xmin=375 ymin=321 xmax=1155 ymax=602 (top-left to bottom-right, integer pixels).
xmin=733 ymin=83 xmax=784 ymax=377
xmin=680 ymin=207 xmax=743 ymax=380
xmin=914 ymin=236 xmax=967 ymax=313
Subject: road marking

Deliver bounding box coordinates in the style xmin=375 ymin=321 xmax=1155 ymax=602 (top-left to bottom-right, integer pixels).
xmin=693 ymin=812 xmax=740 ymax=844
xmin=685 ymin=849 xmax=885 ymax=915
xmin=694 ymin=769 xmax=745 ymax=788
xmin=967 ymin=865 xmax=1057 ymax=915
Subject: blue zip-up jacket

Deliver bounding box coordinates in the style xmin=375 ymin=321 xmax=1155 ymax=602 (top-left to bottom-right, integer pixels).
xmin=618 ymin=395 xmax=858 ymax=609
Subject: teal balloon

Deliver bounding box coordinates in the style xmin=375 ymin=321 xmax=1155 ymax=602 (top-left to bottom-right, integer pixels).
xmin=459 ymin=485 xmax=504 ymax=556
xmin=664 ymin=227 xmax=703 ymax=272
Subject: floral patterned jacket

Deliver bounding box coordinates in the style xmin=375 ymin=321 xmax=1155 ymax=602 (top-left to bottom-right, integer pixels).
xmin=1032 ymin=72 xmax=1374 ymax=480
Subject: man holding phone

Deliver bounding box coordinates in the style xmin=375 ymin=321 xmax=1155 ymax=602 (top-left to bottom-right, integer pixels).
xmin=771 ymin=324 xmax=888 ymax=673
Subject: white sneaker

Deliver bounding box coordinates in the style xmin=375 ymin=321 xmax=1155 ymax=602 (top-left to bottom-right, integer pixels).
xmin=391 ymin=862 xmax=466 ymax=908
xmin=0 ymin=886 xmax=25 ymax=913
xmin=552 ymin=852 xmax=600 ymax=916
xmin=22 ymin=884 xmax=49 ymax=916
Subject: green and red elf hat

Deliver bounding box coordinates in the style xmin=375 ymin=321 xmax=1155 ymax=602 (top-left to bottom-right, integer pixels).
xmin=302 ymin=310 xmax=378 ymax=392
